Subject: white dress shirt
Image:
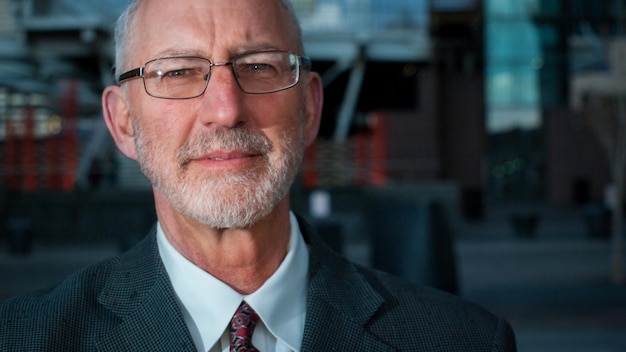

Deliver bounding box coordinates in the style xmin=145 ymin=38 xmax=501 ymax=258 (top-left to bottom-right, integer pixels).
xmin=157 ymin=212 xmax=309 ymax=352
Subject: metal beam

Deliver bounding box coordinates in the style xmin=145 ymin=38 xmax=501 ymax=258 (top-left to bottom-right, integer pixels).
xmin=333 ymin=56 xmax=366 ymax=141
xmin=73 ymin=57 xmax=116 ymax=187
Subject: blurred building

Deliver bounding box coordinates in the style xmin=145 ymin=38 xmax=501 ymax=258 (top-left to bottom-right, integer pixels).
xmin=1 ymin=0 xmax=624 ymax=220
xmin=486 ymin=0 xmax=626 ymax=206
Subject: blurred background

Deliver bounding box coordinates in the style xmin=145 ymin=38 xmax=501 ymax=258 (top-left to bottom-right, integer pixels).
xmin=1 ymin=0 xmax=626 ymax=350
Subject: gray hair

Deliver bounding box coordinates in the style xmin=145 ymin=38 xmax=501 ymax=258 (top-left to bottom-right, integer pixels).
xmin=113 ymin=0 xmax=304 ymax=79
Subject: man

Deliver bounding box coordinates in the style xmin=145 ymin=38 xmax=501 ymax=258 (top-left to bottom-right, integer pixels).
xmin=0 ymin=0 xmax=517 ymax=350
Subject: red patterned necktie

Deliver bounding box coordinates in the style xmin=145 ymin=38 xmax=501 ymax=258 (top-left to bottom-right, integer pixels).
xmin=230 ymin=301 xmax=260 ymax=352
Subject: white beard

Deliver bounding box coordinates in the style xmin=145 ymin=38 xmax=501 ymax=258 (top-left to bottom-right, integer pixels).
xmin=133 ymin=120 xmax=305 ymax=229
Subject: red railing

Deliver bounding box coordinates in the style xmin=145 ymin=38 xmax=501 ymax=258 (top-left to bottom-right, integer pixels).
xmin=2 ymin=81 xmax=79 ymax=192
xmin=303 ymin=111 xmax=388 ymax=188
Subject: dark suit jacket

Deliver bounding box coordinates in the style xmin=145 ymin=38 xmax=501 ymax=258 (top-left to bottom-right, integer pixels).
xmin=0 ymin=218 xmax=516 ymax=351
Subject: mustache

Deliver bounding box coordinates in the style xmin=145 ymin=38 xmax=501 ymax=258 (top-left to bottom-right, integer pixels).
xmin=177 ymin=127 xmax=273 ymax=167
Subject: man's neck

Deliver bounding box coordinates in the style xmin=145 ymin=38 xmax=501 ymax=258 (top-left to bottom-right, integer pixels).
xmin=154 ymin=194 xmax=292 ymax=294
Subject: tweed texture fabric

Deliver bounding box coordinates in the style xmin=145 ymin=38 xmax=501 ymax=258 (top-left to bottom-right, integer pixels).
xmin=0 ymin=216 xmax=517 ymax=351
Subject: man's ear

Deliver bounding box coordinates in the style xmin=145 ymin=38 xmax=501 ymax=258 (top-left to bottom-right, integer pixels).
xmin=102 ymin=86 xmax=137 ymax=160
xmin=303 ymin=72 xmax=323 ymax=147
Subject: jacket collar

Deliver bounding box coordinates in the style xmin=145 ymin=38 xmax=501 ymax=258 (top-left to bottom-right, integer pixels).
xmin=95 ymin=228 xmax=196 ymax=351
xmin=298 ymin=216 xmax=396 ymax=351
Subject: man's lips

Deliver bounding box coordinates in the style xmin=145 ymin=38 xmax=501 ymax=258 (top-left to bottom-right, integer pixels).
xmin=200 ymin=150 xmax=259 ymax=161
xmin=180 ymin=150 xmax=265 ymax=170
xmin=181 ymin=150 xmax=258 ymax=169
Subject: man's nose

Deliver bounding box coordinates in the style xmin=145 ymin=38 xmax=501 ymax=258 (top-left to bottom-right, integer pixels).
xmin=198 ymin=64 xmax=245 ymax=128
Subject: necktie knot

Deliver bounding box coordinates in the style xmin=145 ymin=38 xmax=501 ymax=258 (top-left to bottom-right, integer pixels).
xmin=230 ymin=301 xmax=260 ymax=352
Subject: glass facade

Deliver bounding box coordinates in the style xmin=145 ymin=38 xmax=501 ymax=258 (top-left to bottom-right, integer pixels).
xmin=485 ymin=0 xmax=626 ymax=202
xmin=485 ymin=0 xmax=541 ymax=132
xmin=488 ymin=0 xmax=626 ymax=118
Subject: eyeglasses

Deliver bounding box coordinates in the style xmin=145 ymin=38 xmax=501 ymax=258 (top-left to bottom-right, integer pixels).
xmin=116 ymin=51 xmax=312 ymax=99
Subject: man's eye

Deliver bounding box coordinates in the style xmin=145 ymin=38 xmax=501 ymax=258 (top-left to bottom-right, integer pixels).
xmin=241 ymin=63 xmax=270 ymax=71
xmin=252 ymin=63 xmax=270 ymax=70
xmin=239 ymin=63 xmax=281 ymax=77
xmin=164 ymin=69 xmax=192 ymax=78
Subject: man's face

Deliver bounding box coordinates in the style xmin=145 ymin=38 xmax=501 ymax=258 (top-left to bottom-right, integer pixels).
xmin=120 ymin=0 xmax=316 ymax=228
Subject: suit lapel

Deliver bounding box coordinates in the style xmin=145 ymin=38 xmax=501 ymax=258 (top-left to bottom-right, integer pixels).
xmin=94 ymin=230 xmax=196 ymax=351
xmin=299 ymin=217 xmax=396 ymax=351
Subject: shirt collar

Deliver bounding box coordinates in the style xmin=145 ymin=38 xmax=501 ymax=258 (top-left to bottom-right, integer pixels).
xmin=157 ymin=212 xmax=309 ymax=351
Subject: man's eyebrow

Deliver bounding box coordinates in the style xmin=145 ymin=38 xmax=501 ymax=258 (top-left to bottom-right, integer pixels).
xmin=150 ymin=45 xmax=286 ymax=61
xmin=232 ymin=45 xmax=284 ymax=56
xmin=152 ymin=49 xmax=206 ymax=58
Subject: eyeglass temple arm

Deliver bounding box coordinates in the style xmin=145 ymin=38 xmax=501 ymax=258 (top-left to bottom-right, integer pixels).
xmin=300 ymin=56 xmax=312 ymax=69
xmin=117 ymin=67 xmax=143 ymax=85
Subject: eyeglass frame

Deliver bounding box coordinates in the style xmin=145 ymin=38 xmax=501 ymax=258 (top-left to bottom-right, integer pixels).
xmin=116 ymin=50 xmax=312 ymax=99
